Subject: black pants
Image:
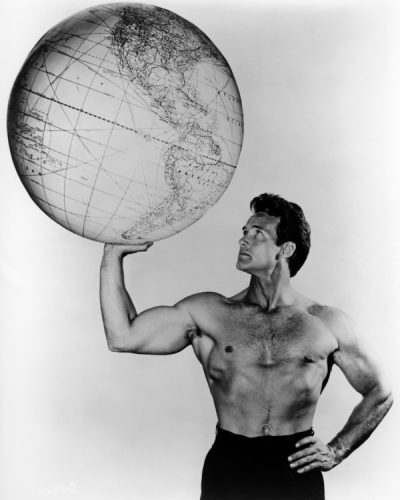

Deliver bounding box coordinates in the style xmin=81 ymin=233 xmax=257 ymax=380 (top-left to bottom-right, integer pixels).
xmin=200 ymin=426 xmax=324 ymax=500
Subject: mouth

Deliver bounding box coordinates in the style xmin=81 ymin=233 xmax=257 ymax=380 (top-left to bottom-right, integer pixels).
xmin=238 ymin=251 xmax=251 ymax=257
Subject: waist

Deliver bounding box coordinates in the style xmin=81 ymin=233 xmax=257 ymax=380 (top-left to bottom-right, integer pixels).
xmin=214 ymin=425 xmax=314 ymax=455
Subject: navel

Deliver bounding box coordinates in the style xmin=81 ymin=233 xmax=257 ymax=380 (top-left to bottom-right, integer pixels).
xmin=225 ymin=345 xmax=234 ymax=353
xmin=262 ymin=409 xmax=271 ymax=435
xmin=262 ymin=423 xmax=270 ymax=435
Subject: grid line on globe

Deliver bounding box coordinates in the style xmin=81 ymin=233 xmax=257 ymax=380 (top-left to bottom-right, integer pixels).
xmin=8 ymin=3 xmax=244 ymax=243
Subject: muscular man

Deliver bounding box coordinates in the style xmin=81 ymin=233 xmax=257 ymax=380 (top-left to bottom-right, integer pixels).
xmin=100 ymin=193 xmax=392 ymax=500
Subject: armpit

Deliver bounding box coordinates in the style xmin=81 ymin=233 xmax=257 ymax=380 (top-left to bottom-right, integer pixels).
xmin=185 ymin=327 xmax=202 ymax=343
xmin=321 ymin=352 xmax=335 ymax=393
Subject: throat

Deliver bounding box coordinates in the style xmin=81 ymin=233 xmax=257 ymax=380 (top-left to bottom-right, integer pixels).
xmin=246 ymin=276 xmax=296 ymax=311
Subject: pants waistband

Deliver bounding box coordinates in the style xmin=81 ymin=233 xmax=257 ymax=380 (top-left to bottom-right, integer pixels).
xmin=214 ymin=425 xmax=314 ymax=451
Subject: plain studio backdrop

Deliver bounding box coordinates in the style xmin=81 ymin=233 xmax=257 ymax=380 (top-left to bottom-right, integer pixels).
xmin=1 ymin=0 xmax=399 ymax=499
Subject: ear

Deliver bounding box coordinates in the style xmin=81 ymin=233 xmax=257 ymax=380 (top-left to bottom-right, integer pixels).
xmin=280 ymin=242 xmax=296 ymax=259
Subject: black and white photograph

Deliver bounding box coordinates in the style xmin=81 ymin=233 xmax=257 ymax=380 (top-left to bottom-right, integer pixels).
xmin=1 ymin=0 xmax=399 ymax=499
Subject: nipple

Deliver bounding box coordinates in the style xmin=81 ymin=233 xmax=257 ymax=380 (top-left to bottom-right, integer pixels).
xmin=262 ymin=424 xmax=270 ymax=435
xmin=225 ymin=345 xmax=234 ymax=353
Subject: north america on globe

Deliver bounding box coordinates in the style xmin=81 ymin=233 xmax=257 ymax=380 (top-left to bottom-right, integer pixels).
xmin=8 ymin=2 xmax=243 ymax=243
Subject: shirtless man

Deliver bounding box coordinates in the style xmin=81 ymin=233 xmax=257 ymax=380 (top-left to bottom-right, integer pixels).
xmin=100 ymin=193 xmax=393 ymax=500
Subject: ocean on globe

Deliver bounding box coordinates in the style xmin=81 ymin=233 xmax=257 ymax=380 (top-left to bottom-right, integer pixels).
xmin=8 ymin=3 xmax=243 ymax=244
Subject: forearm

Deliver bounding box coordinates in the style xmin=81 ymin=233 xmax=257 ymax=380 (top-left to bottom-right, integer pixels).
xmin=100 ymin=246 xmax=137 ymax=348
xmin=328 ymin=385 xmax=393 ymax=462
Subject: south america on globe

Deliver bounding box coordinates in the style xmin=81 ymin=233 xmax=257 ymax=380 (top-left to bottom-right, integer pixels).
xmin=7 ymin=3 xmax=243 ymax=244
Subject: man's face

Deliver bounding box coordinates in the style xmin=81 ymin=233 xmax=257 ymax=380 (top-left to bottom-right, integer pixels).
xmin=236 ymin=213 xmax=281 ymax=276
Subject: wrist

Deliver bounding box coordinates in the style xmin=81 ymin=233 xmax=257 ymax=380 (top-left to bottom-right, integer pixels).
xmin=103 ymin=243 xmax=126 ymax=262
xmin=327 ymin=441 xmax=346 ymax=465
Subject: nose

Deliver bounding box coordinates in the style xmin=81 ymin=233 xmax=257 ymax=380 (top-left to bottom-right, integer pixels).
xmin=239 ymin=234 xmax=249 ymax=248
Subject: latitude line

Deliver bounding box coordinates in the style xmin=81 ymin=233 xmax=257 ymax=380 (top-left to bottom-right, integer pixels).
xmin=17 ymin=151 xmax=169 ymax=203
xmin=15 ymin=133 xmax=227 ymax=195
xmin=26 ymin=177 xmax=148 ymax=220
xmin=18 ymin=85 xmax=237 ymax=170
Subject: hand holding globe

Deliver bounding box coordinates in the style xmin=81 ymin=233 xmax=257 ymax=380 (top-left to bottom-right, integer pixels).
xmin=103 ymin=241 xmax=154 ymax=259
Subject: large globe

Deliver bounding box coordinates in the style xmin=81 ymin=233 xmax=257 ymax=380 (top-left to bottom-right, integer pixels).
xmin=8 ymin=3 xmax=243 ymax=244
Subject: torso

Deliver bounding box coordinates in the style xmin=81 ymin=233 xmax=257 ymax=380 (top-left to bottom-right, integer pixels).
xmin=188 ymin=293 xmax=339 ymax=437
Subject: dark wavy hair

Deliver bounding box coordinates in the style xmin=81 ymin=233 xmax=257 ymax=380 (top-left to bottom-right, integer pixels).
xmin=250 ymin=193 xmax=311 ymax=277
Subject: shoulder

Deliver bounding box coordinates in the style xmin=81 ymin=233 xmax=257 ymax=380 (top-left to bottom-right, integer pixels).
xmin=175 ymin=291 xmax=229 ymax=314
xmin=308 ymin=303 xmax=356 ymax=346
xmin=228 ymin=288 xmax=248 ymax=302
xmin=174 ymin=292 xmax=230 ymax=335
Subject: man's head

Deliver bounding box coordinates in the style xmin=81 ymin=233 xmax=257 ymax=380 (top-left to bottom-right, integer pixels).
xmin=236 ymin=193 xmax=311 ymax=278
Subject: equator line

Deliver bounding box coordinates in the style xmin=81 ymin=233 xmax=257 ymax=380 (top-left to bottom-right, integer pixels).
xmin=20 ymin=85 xmax=238 ymax=170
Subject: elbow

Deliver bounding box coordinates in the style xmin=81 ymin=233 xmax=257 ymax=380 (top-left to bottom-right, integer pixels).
xmin=385 ymin=390 xmax=394 ymax=410
xmin=378 ymin=381 xmax=394 ymax=407
xmin=107 ymin=341 xmax=124 ymax=352
xmin=104 ymin=327 xmax=128 ymax=352
xmin=368 ymin=382 xmax=394 ymax=411
xmin=106 ymin=335 xmax=130 ymax=352
xmin=380 ymin=389 xmax=394 ymax=418
xmin=105 ymin=329 xmax=142 ymax=353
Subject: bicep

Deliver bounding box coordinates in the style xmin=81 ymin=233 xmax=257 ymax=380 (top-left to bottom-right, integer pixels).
xmin=332 ymin=312 xmax=383 ymax=395
xmin=334 ymin=342 xmax=382 ymax=396
xmin=114 ymin=303 xmax=196 ymax=355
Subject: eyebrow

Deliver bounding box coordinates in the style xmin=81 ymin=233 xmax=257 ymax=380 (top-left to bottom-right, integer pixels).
xmin=242 ymin=224 xmax=270 ymax=233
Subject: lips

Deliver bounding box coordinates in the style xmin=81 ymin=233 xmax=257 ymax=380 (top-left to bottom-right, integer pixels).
xmin=238 ymin=251 xmax=251 ymax=257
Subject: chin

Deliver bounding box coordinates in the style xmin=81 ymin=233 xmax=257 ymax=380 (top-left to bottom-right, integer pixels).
xmin=236 ymin=261 xmax=251 ymax=274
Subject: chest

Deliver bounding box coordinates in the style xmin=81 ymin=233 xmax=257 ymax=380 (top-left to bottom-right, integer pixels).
xmin=215 ymin=306 xmax=333 ymax=365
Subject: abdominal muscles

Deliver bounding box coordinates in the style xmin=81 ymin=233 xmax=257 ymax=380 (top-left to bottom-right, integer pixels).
xmin=206 ymin=354 xmax=327 ymax=436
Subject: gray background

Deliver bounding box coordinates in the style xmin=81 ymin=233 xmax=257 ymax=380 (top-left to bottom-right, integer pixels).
xmin=1 ymin=0 xmax=399 ymax=499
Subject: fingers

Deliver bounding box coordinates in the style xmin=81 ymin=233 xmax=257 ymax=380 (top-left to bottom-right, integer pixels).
xmin=291 ymin=454 xmax=334 ymax=474
xmin=287 ymin=436 xmax=317 ymax=464
xmin=123 ymin=241 xmax=153 ymax=254
xmin=130 ymin=241 xmax=153 ymax=251
xmin=289 ymin=451 xmax=318 ymax=470
xmin=288 ymin=439 xmax=318 ymax=471
xmin=296 ymin=462 xmax=321 ymax=474
xmin=103 ymin=241 xmax=153 ymax=257
xmin=296 ymin=436 xmax=317 ymax=448
xmin=288 ymin=436 xmax=337 ymax=474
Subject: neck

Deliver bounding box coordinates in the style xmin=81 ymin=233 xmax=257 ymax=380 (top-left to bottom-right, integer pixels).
xmin=245 ymin=268 xmax=296 ymax=311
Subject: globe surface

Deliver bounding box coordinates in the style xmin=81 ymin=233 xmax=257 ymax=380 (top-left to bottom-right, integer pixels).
xmin=8 ymin=3 xmax=243 ymax=243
